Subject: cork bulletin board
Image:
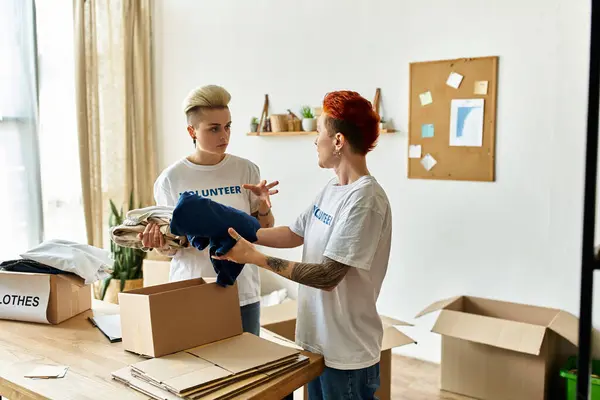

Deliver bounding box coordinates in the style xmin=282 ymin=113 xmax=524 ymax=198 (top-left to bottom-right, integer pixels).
xmin=408 ymin=56 xmax=499 ymax=181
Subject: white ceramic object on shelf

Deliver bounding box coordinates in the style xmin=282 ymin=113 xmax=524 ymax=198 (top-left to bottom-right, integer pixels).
xmin=302 ymin=118 xmax=316 ymax=132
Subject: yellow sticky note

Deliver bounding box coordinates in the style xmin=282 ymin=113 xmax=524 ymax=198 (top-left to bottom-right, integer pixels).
xmin=419 ymin=91 xmax=433 ymax=106
xmin=474 ymin=81 xmax=489 ymax=95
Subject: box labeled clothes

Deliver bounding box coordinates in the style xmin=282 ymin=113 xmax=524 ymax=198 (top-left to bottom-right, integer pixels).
xmin=0 ymin=270 xmax=91 ymax=324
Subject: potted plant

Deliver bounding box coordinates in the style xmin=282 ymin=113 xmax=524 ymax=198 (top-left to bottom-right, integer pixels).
xmin=97 ymin=192 xmax=146 ymax=304
xmin=300 ymin=106 xmax=316 ymax=132
xmin=250 ymin=117 xmax=259 ymax=132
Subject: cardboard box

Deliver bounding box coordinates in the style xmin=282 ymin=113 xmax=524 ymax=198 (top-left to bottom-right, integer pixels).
xmin=142 ymin=259 xmax=171 ymax=287
xmin=416 ymin=295 xmax=581 ymax=400
xmin=119 ymin=278 xmax=242 ymax=358
xmin=260 ymin=300 xmax=415 ymax=400
xmin=0 ymin=271 xmax=91 ymax=324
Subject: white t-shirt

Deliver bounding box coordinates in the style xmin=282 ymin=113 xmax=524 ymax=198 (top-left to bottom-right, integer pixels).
xmin=290 ymin=175 xmax=392 ymax=370
xmin=154 ymin=154 xmax=262 ymax=306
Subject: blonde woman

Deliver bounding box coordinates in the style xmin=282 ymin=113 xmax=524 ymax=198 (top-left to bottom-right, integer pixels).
xmin=140 ymin=85 xmax=278 ymax=335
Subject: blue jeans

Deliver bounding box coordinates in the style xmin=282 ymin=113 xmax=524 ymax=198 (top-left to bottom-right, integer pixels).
xmin=307 ymin=363 xmax=380 ymax=400
xmin=240 ymin=301 xmax=261 ymax=335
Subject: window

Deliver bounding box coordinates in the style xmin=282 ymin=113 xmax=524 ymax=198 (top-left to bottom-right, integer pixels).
xmin=0 ymin=0 xmax=85 ymax=261
xmin=0 ymin=0 xmax=43 ymax=260
xmin=35 ymin=0 xmax=86 ymax=244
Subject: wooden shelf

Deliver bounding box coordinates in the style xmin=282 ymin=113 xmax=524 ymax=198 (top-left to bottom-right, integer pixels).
xmin=247 ymin=129 xmax=395 ymax=137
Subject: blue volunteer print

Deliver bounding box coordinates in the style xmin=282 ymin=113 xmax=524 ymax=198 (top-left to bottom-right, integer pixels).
xmin=179 ymin=186 xmax=242 ymax=198
xmin=313 ymin=205 xmax=333 ymax=226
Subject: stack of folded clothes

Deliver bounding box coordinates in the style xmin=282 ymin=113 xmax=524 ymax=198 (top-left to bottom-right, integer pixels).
xmin=0 ymin=259 xmax=64 ymax=275
xmin=109 ymin=192 xmax=261 ymax=287
xmin=1 ymin=239 xmax=113 ymax=283
xmin=109 ymin=205 xmax=189 ymax=251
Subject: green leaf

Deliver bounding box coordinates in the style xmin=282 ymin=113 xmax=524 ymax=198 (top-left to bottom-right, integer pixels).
xmin=100 ymin=277 xmax=112 ymax=300
xmin=109 ymin=200 xmax=120 ymax=228
xmin=300 ymin=105 xmax=314 ymax=119
xmin=128 ymin=190 xmax=134 ymax=212
xmin=107 ymin=194 xmax=146 ymax=284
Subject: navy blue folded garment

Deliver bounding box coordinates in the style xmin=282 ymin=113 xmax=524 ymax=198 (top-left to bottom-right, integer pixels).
xmin=170 ymin=191 xmax=261 ymax=287
xmin=0 ymin=259 xmax=64 ymax=275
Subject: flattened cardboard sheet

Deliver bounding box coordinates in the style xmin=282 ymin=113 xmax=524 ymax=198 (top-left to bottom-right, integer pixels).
xmin=132 ymin=352 xmax=214 ymax=383
xmin=187 ymin=332 xmax=300 ymax=374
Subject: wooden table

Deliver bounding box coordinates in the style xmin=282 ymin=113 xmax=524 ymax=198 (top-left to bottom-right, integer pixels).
xmin=0 ymin=300 xmax=324 ymax=400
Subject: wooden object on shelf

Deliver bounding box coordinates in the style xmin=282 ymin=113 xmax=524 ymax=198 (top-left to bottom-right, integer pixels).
xmin=373 ymin=88 xmax=381 ymax=116
xmin=257 ymin=94 xmax=269 ymax=134
xmin=286 ymin=109 xmax=302 ymax=131
xmin=269 ymin=114 xmax=288 ymax=132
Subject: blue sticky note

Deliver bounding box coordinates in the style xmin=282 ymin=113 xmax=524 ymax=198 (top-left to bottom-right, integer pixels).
xmin=421 ymin=124 xmax=434 ymax=138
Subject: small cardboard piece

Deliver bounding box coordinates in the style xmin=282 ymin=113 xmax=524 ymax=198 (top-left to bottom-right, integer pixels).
xmin=25 ymin=365 xmax=69 ymax=379
xmin=260 ymin=300 xmax=415 ymax=400
xmin=416 ymin=295 xmax=582 ymax=400
xmin=0 ymin=271 xmax=91 ymax=325
xmin=88 ymin=314 xmax=122 ymax=342
xmin=118 ymin=278 xmax=242 ymax=358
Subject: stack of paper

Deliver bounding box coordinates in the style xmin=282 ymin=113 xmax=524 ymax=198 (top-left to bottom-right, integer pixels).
xmin=112 ymin=332 xmax=308 ymax=400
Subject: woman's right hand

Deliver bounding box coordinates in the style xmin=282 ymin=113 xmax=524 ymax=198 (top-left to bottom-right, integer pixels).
xmin=138 ymin=222 xmax=166 ymax=249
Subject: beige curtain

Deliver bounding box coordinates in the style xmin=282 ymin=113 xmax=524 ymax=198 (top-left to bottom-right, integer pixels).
xmin=74 ymin=0 xmax=156 ymax=248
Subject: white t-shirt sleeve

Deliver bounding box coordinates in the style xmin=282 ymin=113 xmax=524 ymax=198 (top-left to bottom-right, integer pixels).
xmin=248 ymin=162 xmax=262 ymax=214
xmin=289 ymin=204 xmax=313 ymax=238
xmin=154 ymin=176 xmax=175 ymax=207
xmin=323 ymin=206 xmax=385 ymax=271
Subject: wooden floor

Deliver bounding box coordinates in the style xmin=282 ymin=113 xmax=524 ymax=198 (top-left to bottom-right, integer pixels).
xmin=391 ymin=355 xmax=473 ymax=399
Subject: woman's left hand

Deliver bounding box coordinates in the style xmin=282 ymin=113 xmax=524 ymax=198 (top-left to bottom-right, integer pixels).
xmin=212 ymin=228 xmax=261 ymax=265
xmin=243 ymin=180 xmax=279 ymax=208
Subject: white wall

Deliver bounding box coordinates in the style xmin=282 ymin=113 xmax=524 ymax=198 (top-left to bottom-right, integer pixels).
xmin=153 ymin=0 xmax=595 ymax=363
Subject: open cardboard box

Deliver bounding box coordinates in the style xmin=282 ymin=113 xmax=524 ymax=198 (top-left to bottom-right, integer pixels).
xmin=0 ymin=270 xmax=91 ymax=324
xmin=260 ymin=300 xmax=415 ymax=400
xmin=119 ymin=278 xmax=242 ymax=358
xmin=416 ymin=295 xmax=591 ymax=400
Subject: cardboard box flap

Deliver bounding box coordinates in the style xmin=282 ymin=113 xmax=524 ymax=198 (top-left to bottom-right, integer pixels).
xmin=433 ymin=310 xmax=548 ymax=356
xmin=125 ymin=278 xmax=206 ymax=295
xmin=415 ymin=296 xmax=463 ymax=318
xmin=55 ymin=273 xmax=86 ymax=287
xmin=548 ymin=310 xmax=579 ymax=347
xmin=380 ymin=315 xmax=413 ymax=327
xmin=382 ymin=326 xmax=416 ymax=350
xmin=260 ymin=301 xmax=297 ymax=326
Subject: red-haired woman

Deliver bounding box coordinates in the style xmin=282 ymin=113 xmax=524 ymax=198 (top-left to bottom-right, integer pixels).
xmin=214 ymin=91 xmax=392 ymax=399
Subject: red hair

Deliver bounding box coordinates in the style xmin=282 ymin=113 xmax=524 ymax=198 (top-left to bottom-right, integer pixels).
xmin=322 ymin=91 xmax=380 ymax=155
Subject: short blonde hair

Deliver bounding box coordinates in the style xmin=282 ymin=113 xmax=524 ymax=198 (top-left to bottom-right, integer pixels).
xmin=183 ymin=85 xmax=231 ymax=113
xmin=183 ymin=85 xmax=231 ymax=127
